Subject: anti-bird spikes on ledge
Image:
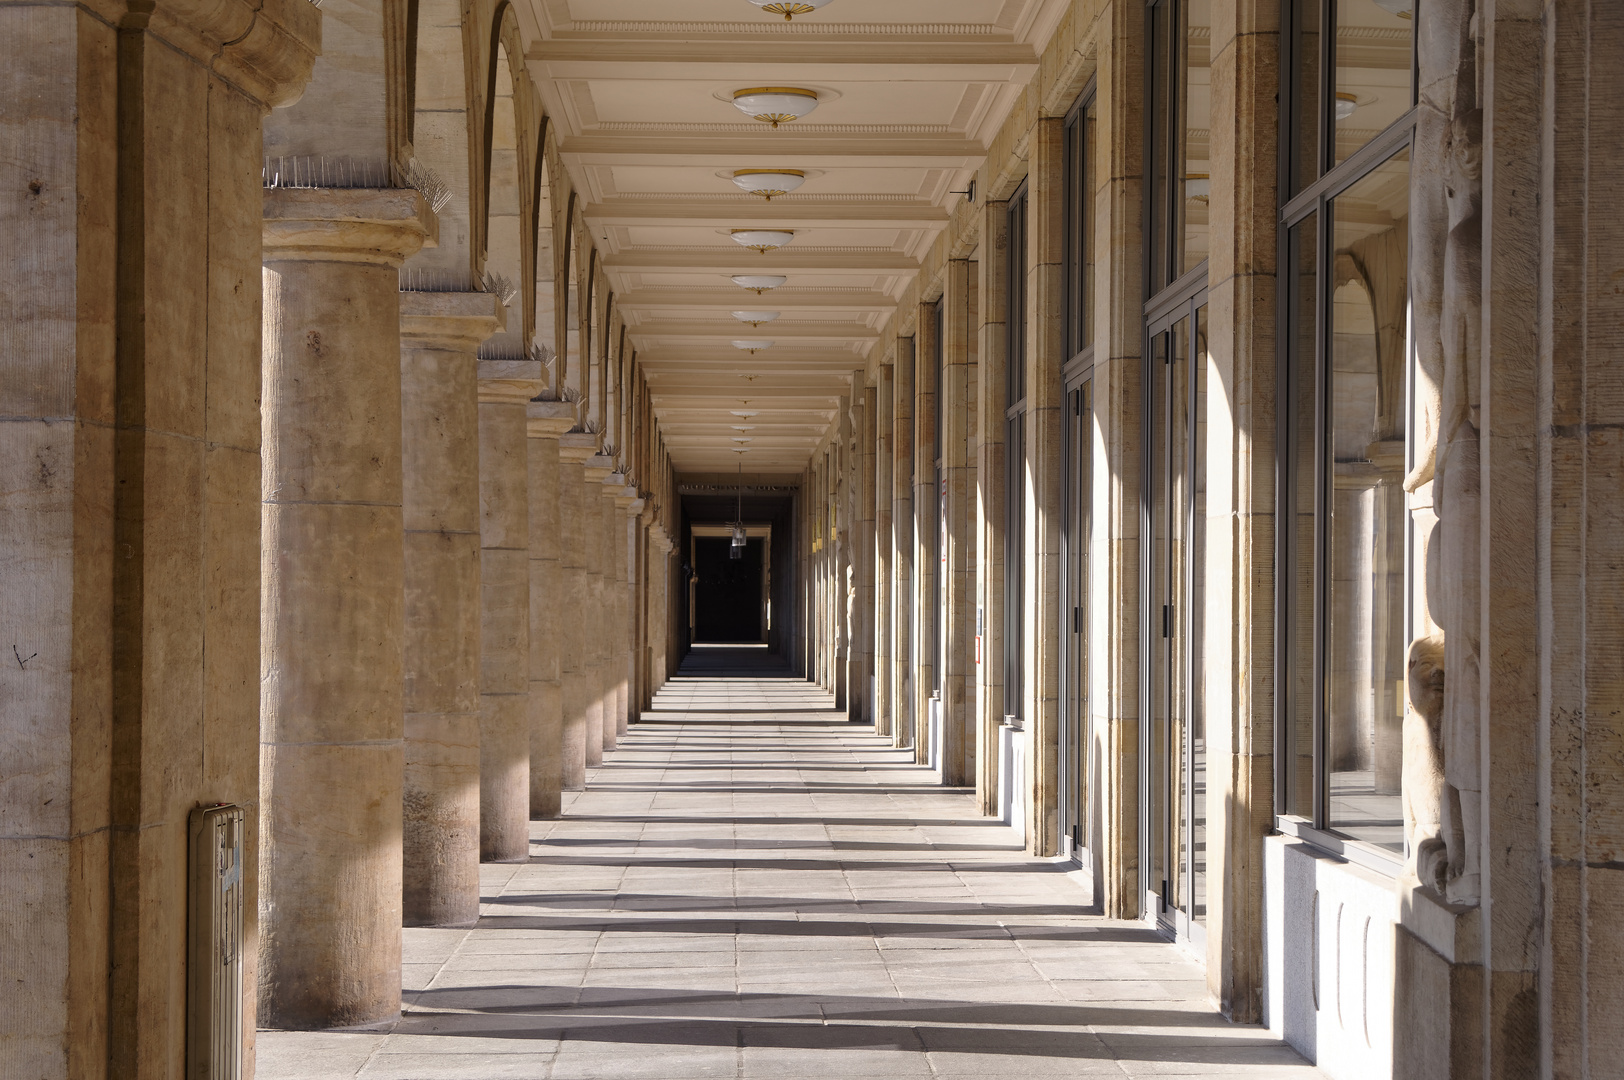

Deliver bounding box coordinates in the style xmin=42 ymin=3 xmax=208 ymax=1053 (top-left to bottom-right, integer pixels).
xmin=263 ymin=155 xmax=452 ymax=214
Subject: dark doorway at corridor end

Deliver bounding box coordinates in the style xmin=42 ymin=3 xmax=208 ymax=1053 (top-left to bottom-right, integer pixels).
xmin=693 ymin=535 xmax=765 ymax=642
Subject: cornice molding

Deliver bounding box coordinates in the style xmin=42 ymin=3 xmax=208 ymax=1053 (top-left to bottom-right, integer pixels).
xmin=561 ymin=21 xmax=1001 ymax=36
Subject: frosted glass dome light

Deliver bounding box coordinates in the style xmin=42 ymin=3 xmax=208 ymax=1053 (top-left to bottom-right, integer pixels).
xmin=746 ymin=0 xmax=835 ymax=20
xmin=732 ymin=88 xmax=820 ymax=127
xmin=732 ymin=274 xmax=787 ymax=293
xmin=731 ymin=229 xmax=795 ymax=253
xmin=732 ymin=310 xmax=780 ymax=327
xmin=733 ymin=340 xmax=775 ymax=354
xmin=732 ymin=170 xmax=806 ymax=200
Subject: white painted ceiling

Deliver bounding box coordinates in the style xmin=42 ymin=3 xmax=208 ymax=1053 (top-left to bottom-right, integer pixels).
xmin=520 ymin=0 xmax=1065 ymax=473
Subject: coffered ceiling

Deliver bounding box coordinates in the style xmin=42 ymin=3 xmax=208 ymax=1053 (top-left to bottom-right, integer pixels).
xmin=519 ymin=0 xmax=1066 ymax=473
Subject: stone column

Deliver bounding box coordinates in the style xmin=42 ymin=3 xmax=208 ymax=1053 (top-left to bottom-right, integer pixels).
xmin=1022 ymin=116 xmax=1066 ymax=857
xmin=0 ymin=3 xmax=316 ymax=1068
xmin=472 ymin=350 xmax=541 ymax=866
xmin=914 ymin=309 xmax=938 ymax=759
xmin=892 ymin=336 xmax=916 ymax=748
xmin=582 ymin=455 xmax=615 ymax=758
xmin=852 ymin=378 xmax=878 ymax=723
xmin=613 ymin=486 xmax=642 ymax=738
xmin=557 ymin=433 xmax=597 ymax=788
xmin=260 ymin=186 xmax=432 ymax=1028
xmin=526 ymin=402 xmax=576 ymax=818
xmin=940 ymin=259 xmax=979 ymax=786
xmin=975 ymin=200 xmax=1010 ymax=819
xmin=874 ymin=363 xmax=895 ymax=737
xmin=400 ymin=293 xmax=504 ymax=919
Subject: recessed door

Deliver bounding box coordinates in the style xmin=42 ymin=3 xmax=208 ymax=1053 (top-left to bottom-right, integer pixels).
xmin=1146 ymin=300 xmax=1207 ymax=944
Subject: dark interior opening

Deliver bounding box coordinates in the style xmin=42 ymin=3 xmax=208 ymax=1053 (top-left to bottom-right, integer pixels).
xmin=693 ymin=536 xmax=765 ymax=642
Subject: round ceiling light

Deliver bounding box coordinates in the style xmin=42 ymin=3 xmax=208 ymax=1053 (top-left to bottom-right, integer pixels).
xmin=746 ymin=0 xmax=834 ymax=20
xmin=732 ymin=169 xmax=806 ymax=200
xmin=731 ymin=229 xmax=794 ymax=253
xmin=731 ymin=409 xmax=760 ymax=418
xmin=732 ymin=88 xmax=819 ymax=127
xmin=732 ymin=310 xmax=780 ymax=327
xmin=733 ymin=340 xmax=774 ymax=354
xmin=732 ymin=274 xmax=787 ymax=293
xmin=1334 ymin=92 xmax=1359 ymax=120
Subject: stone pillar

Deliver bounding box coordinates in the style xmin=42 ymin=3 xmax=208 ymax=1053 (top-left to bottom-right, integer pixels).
xmin=400 ymin=293 xmax=503 ymax=919
xmin=0 ymin=3 xmax=316 ymax=1069
xmin=557 ymin=433 xmax=597 ymax=788
xmin=260 ymin=186 xmax=432 ymax=1028
xmin=940 ymin=259 xmax=979 ymax=786
xmin=975 ymin=199 xmax=1010 ymax=820
xmin=472 ymin=349 xmax=541 ymax=866
xmin=892 ymin=336 xmax=916 ymax=748
xmin=852 ymin=378 xmax=878 ymax=723
xmin=1023 ymin=115 xmax=1066 ymax=857
xmin=613 ymin=486 xmax=642 ymax=738
xmin=874 ymin=363 xmax=895 ymax=737
xmin=914 ymin=309 xmax=939 ymax=759
xmin=583 ymin=456 xmax=615 ymax=758
xmin=526 ymin=402 xmax=576 ymax=818
xmin=833 ymin=399 xmax=851 ymax=711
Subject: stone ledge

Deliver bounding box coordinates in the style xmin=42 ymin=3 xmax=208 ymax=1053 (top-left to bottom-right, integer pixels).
xmin=527 ymin=400 xmax=578 ymax=438
xmin=264 ymin=187 xmax=435 ymax=265
xmin=1399 ymin=881 xmax=1481 ymax=966
xmin=401 ymin=291 xmax=506 ymax=355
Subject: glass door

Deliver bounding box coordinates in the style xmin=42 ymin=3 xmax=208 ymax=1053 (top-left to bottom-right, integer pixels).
xmin=1060 ymin=380 xmax=1093 ymax=865
xmin=1145 ymin=298 xmax=1207 ymax=945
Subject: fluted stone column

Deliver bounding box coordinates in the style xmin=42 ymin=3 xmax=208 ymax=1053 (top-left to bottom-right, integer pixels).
xmin=401 ymin=293 xmax=504 ymax=919
xmin=583 ymin=455 xmax=616 ymax=757
xmin=558 ymin=434 xmax=597 ymax=788
xmin=473 ymin=353 xmax=542 ymax=865
xmin=260 ymin=187 xmax=432 ymax=1029
xmin=527 ymin=402 xmax=576 ymax=817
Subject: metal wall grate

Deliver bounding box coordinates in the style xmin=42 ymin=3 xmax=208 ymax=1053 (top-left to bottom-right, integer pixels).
xmin=189 ymin=804 xmax=244 ymax=1080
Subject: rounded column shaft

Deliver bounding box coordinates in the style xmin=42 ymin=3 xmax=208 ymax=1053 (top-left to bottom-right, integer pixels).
xmin=259 ymin=187 xmax=430 ymax=1030
xmin=527 ymin=404 xmax=576 ymax=816
xmin=558 ymin=436 xmax=597 ymax=789
xmin=473 ymin=352 xmax=541 ymax=865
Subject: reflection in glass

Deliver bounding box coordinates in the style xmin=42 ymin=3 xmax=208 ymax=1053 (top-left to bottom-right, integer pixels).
xmin=1179 ymin=0 xmax=1211 ymax=275
xmin=1191 ymin=306 xmax=1207 ymax=925
xmin=1334 ymin=0 xmax=1413 ymax=166
xmin=1326 ymin=150 xmax=1409 ymax=850
xmin=1291 ymin=0 xmax=1322 ymax=193
xmin=1065 ymin=95 xmax=1097 ymax=360
xmin=1285 ymin=215 xmax=1317 ymax=820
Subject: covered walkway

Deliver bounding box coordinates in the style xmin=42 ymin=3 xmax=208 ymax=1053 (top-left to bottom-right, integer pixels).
xmin=259 ymin=652 xmax=1322 ymax=1080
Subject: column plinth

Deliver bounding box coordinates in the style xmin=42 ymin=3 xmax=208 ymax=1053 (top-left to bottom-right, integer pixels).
xmin=259 ymin=187 xmax=431 ymax=1029
xmin=473 ymin=352 xmax=542 ymax=866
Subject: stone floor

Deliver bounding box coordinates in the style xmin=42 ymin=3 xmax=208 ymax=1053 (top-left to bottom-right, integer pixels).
xmin=258 ymin=650 xmax=1324 ymax=1079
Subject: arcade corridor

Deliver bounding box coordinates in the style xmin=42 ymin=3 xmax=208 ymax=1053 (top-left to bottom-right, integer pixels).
xmin=258 ymin=652 xmax=1322 ymax=1079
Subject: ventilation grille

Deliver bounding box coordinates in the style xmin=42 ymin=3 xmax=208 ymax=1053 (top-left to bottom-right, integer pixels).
xmin=188 ymin=804 xmax=244 ymax=1080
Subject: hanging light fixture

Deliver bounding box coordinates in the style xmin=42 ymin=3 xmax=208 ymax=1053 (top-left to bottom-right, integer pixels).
xmin=745 ymin=0 xmax=834 ymax=20
xmin=732 ymin=310 xmax=780 ymax=327
xmin=731 ymin=88 xmax=819 ymax=127
xmin=732 ymin=274 xmax=787 ymax=294
xmin=731 ymin=229 xmax=794 ymax=253
xmin=733 ymin=340 xmax=774 ymax=354
xmin=732 ymin=169 xmax=806 ymax=200
xmin=729 ymin=454 xmax=748 ymax=558
xmin=1334 ymin=92 xmax=1359 ymax=120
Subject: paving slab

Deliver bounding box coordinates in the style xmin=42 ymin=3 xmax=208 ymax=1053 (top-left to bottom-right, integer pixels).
xmin=258 ymin=657 xmax=1323 ymax=1079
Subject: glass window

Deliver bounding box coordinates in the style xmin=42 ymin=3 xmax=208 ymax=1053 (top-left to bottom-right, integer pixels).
xmin=1289 ymin=0 xmax=1322 ymax=195
xmin=1325 ymin=150 xmax=1408 ymax=850
xmin=1148 ymin=0 xmax=1211 ymax=292
xmin=1283 ymin=214 xmax=1318 ymax=821
xmin=1065 ymin=91 xmax=1097 ymax=361
xmin=1333 ymin=0 xmax=1413 ymax=166
xmin=1005 ymin=186 xmax=1028 ymax=720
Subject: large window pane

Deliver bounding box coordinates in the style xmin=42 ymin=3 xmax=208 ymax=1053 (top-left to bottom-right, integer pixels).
xmin=1065 ymin=95 xmax=1097 ymax=361
xmin=1333 ymin=0 xmax=1413 ymax=166
xmin=1325 ymin=149 xmax=1409 ymax=850
xmin=1290 ymin=0 xmax=1323 ymax=194
xmin=1178 ymin=0 xmax=1211 ymax=276
xmin=1284 ymin=214 xmax=1318 ymax=821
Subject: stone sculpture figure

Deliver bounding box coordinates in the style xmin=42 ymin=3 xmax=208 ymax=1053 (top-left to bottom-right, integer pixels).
xmin=1402 ymin=0 xmax=1482 ymax=905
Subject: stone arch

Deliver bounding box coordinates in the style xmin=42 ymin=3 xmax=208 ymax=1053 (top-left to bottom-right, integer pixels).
xmin=401 ymin=0 xmax=478 ymax=280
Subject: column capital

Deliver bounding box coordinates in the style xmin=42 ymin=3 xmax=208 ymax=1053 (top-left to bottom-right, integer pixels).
xmin=559 ymin=434 xmax=599 ymax=463
xmin=582 ymin=455 xmax=616 ymax=484
xmin=526 ymin=400 xmax=577 ymax=438
xmin=401 ymin=291 xmax=505 ymax=355
xmin=264 ymin=187 xmax=436 ymax=267
xmin=477 ymin=359 xmax=544 ymax=405
xmin=145 ymin=0 xmax=320 ymax=110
